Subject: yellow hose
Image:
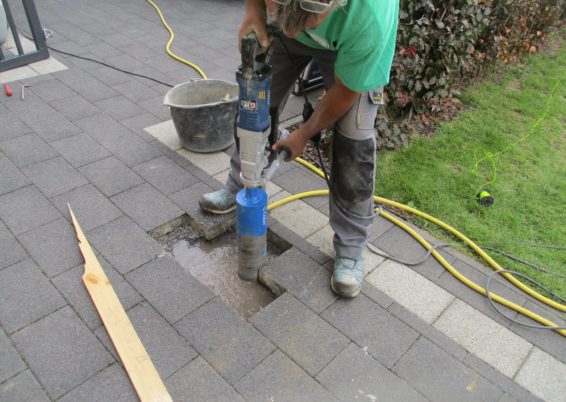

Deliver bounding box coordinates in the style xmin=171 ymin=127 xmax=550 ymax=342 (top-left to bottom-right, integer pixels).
xmin=145 ymin=0 xmax=208 ymax=79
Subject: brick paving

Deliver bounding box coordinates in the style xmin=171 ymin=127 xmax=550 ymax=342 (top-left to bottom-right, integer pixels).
xmin=1 ymin=0 xmax=565 ymax=401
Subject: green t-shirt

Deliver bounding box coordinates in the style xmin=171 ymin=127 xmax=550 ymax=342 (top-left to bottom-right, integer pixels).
xmin=295 ymin=0 xmax=399 ymax=91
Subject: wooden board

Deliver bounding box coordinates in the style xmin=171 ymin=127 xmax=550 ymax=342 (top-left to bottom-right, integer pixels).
xmin=68 ymin=205 xmax=172 ymax=402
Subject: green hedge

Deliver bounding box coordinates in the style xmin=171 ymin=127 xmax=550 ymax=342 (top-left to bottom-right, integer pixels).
xmin=377 ymin=0 xmax=565 ymax=149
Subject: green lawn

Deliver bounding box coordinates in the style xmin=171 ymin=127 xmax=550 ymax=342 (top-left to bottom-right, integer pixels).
xmin=376 ymin=38 xmax=565 ymax=299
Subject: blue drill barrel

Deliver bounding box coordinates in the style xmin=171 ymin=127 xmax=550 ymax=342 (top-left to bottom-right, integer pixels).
xmin=236 ymin=187 xmax=268 ymax=281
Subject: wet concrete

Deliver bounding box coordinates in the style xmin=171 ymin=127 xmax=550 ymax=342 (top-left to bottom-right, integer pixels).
xmin=171 ymin=231 xmax=280 ymax=319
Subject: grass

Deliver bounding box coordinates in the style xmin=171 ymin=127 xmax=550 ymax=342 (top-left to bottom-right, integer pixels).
xmin=375 ymin=36 xmax=566 ymax=300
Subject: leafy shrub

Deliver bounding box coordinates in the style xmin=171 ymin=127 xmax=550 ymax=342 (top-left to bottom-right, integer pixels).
xmin=376 ymin=0 xmax=565 ymax=149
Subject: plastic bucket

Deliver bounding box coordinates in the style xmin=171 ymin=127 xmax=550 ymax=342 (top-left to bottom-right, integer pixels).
xmin=164 ymin=79 xmax=238 ymax=153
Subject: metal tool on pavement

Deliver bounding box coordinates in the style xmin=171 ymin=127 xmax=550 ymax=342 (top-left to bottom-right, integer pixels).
xmin=235 ymin=31 xmax=290 ymax=281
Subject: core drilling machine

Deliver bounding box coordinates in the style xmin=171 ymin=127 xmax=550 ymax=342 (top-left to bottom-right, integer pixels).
xmin=235 ymin=32 xmax=290 ymax=281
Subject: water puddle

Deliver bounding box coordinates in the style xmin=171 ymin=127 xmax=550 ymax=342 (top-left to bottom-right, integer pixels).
xmin=171 ymin=231 xmax=280 ymax=319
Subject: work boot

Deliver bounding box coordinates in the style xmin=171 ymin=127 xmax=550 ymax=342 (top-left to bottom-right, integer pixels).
xmin=199 ymin=188 xmax=237 ymax=214
xmin=331 ymin=257 xmax=364 ymax=298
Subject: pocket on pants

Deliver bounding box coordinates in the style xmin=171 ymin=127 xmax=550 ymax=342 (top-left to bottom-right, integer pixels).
xmin=356 ymin=87 xmax=383 ymax=130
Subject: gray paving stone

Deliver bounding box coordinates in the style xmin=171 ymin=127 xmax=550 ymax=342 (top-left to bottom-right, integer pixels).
xmin=139 ymin=95 xmax=172 ymax=121
xmin=71 ymin=77 xmax=119 ymax=102
xmin=175 ymin=297 xmax=275 ymax=384
xmin=0 ymin=113 xmax=32 ymax=142
xmin=12 ymin=307 xmax=114 ymax=400
xmin=0 ymin=133 xmax=57 ymax=168
xmin=88 ymin=66 xmax=132 ymax=87
xmin=79 ymin=156 xmax=144 ymax=197
xmin=259 ymin=248 xmax=337 ymax=313
xmin=0 ymin=223 xmax=26 ymax=272
xmin=165 ymin=357 xmax=244 ymax=402
xmin=0 ymin=186 xmax=61 ymax=235
xmin=0 ymin=259 xmax=66 ymax=333
xmin=95 ymin=302 xmax=197 ymax=378
xmin=24 ymin=110 xmax=81 ymax=143
xmin=119 ymin=112 xmax=161 ymax=142
xmin=28 ymin=78 xmax=76 ymax=103
xmin=251 ymin=293 xmax=349 ymax=376
xmin=22 ymin=157 xmax=88 ymax=198
xmin=84 ymin=42 xmax=123 ymax=58
xmin=58 ymin=364 xmax=136 ymax=402
xmin=88 ymin=216 xmax=161 ymax=274
xmin=53 ymin=257 xmax=142 ymax=330
xmin=170 ymin=182 xmax=236 ymax=240
xmin=0 ymin=370 xmax=49 ymax=402
xmin=51 ymin=184 xmax=123 ymax=232
xmin=17 ymin=218 xmax=83 ymax=278
xmin=49 ymin=95 xmax=101 ymax=122
xmin=133 ymin=156 xmax=199 ymax=194
xmin=387 ymin=302 xmax=468 ymax=361
xmin=95 ymin=95 xmax=146 ymax=121
xmin=269 ymin=220 xmax=331 ymax=265
xmin=104 ymin=53 xmax=147 ymax=72
xmin=392 ymin=337 xmax=503 ymax=402
xmin=126 ymin=256 xmax=214 ymax=324
xmin=234 ymin=350 xmax=337 ymax=402
xmin=272 ymin=167 xmax=328 ymax=209
xmin=360 ymin=279 xmax=395 ymax=309
xmin=112 ymin=79 xmax=161 ymax=103
xmin=368 ymin=214 xmax=395 ymax=242
xmin=51 ymin=133 xmax=111 ymax=167
xmin=316 ymin=342 xmax=427 ymax=401
xmin=100 ymin=130 xmax=162 ymax=168
xmin=321 ymin=294 xmax=419 ymax=368
xmin=0 ymin=157 xmax=30 ymax=196
xmin=0 ymin=328 xmax=25 ymax=383
xmin=111 ymin=183 xmax=184 ymax=232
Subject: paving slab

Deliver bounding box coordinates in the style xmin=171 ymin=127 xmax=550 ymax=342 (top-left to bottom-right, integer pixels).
xmin=251 ymin=293 xmax=349 ymax=376
xmin=111 ymin=183 xmax=184 ymax=232
xmin=392 ymin=337 xmax=503 ymax=402
xmin=316 ymin=343 xmax=427 ymax=402
xmin=270 ymin=198 xmax=327 ymax=239
xmin=50 ymin=133 xmax=111 ymax=167
xmin=433 ymin=299 xmax=533 ymax=378
xmin=366 ymin=259 xmax=455 ymax=323
xmin=176 ymin=147 xmax=231 ymax=176
xmin=57 ymin=364 xmax=137 ymax=402
xmin=0 ymin=157 xmax=30 ymax=196
xmin=50 ymin=184 xmax=124 ymax=232
xmin=22 ymin=157 xmax=88 ymax=198
xmin=0 ymin=328 xmax=25 ymax=383
xmin=0 ymin=222 xmax=27 ymax=271
xmin=126 ymin=256 xmax=214 ymax=325
xmin=514 ymin=347 xmax=566 ymax=402
xmin=17 ymin=218 xmax=83 ymax=278
xmin=87 ymin=216 xmax=162 ymax=274
xmin=12 ymin=307 xmax=113 ymax=400
xmin=175 ymin=297 xmax=275 ymax=384
xmin=0 ymin=370 xmax=49 ymax=402
xmin=0 ymin=133 xmax=57 ymax=168
xmin=78 ymin=156 xmax=144 ymax=197
xmin=49 ymin=95 xmax=101 ymax=122
xmin=0 ymin=259 xmax=66 ymax=334
xmin=234 ymin=350 xmax=337 ymax=402
xmin=165 ymin=357 xmax=244 ymax=402
xmin=95 ymin=95 xmax=146 ymax=121
xmin=133 ymin=155 xmax=199 ymax=194
xmin=259 ymin=247 xmax=336 ymax=313
xmin=0 ymin=113 xmax=33 ymax=142
xmin=321 ymin=294 xmax=419 ymax=368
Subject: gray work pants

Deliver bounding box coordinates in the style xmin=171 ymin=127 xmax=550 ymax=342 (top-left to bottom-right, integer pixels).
xmin=226 ymin=36 xmax=379 ymax=260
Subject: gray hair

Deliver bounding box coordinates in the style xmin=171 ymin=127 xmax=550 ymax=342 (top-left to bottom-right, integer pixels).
xmin=276 ymin=2 xmax=313 ymax=34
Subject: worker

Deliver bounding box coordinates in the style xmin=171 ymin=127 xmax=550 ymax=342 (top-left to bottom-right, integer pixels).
xmin=200 ymin=0 xmax=399 ymax=298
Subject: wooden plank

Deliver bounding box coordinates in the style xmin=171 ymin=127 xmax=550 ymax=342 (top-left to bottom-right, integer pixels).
xmin=68 ymin=204 xmax=172 ymax=402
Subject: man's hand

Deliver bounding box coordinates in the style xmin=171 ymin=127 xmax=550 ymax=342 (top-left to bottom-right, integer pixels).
xmin=239 ymin=0 xmax=270 ymax=50
xmin=272 ymin=126 xmax=309 ymax=161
